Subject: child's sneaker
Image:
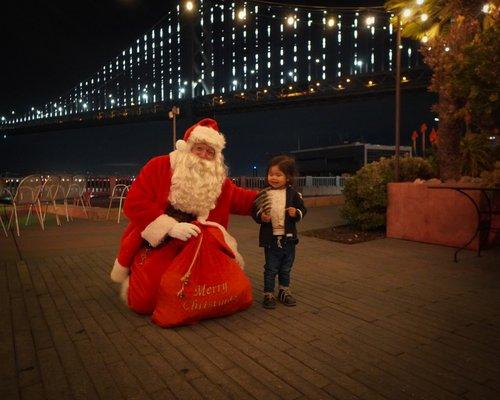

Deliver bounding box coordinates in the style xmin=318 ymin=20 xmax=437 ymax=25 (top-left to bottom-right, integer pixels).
xmin=262 ymin=293 xmax=276 ymax=309
xmin=278 ymin=288 xmax=297 ymax=306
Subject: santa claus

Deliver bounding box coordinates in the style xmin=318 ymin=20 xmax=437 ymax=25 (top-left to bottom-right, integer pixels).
xmin=110 ymin=118 xmax=257 ymax=315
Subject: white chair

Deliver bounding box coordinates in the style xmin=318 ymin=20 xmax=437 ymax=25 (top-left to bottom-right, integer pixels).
xmin=66 ymin=175 xmax=90 ymax=219
xmin=7 ymin=174 xmax=44 ymax=236
xmin=58 ymin=175 xmax=75 ymax=221
xmin=39 ymin=175 xmax=62 ymax=227
xmin=0 ymin=179 xmax=8 ymax=237
xmin=106 ymin=184 xmax=129 ymax=223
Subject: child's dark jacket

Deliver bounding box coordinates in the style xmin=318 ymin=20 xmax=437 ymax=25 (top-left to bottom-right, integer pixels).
xmin=252 ymin=186 xmax=307 ymax=247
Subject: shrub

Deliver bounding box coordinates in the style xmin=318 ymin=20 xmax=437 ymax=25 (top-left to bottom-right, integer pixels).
xmin=460 ymin=133 xmax=495 ymax=177
xmin=341 ymin=157 xmax=436 ymax=230
xmin=493 ymin=145 xmax=500 ymax=162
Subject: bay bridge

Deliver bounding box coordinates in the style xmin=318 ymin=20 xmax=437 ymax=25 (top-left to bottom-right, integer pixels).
xmin=1 ymin=0 xmax=429 ymax=135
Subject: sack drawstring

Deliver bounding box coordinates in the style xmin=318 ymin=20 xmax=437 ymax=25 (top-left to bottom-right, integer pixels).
xmin=177 ymin=233 xmax=204 ymax=299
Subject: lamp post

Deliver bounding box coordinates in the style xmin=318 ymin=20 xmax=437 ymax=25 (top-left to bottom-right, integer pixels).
xmin=394 ymin=14 xmax=402 ymax=182
xmin=168 ymin=106 xmax=180 ymax=150
xmin=394 ymin=6 xmax=424 ymax=180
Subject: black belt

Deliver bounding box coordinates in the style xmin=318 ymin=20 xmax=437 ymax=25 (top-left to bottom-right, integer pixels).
xmin=165 ymin=204 xmax=196 ymax=223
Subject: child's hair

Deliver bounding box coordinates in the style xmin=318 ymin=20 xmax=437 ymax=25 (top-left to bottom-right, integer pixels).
xmin=266 ymin=155 xmax=298 ymax=184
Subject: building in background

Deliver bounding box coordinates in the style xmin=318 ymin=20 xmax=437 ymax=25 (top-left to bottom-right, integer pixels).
xmin=291 ymin=143 xmax=412 ymax=176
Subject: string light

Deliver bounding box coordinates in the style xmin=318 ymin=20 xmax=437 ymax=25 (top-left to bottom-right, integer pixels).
xmin=420 ymin=13 xmax=428 ymax=22
xmin=482 ymin=4 xmax=492 ymax=14
xmin=402 ymin=8 xmax=412 ymax=18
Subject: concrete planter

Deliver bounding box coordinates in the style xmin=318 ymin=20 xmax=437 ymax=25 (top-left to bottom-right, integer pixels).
xmin=386 ymin=182 xmax=499 ymax=251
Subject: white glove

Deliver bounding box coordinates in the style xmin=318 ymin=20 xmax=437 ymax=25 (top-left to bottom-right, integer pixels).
xmin=168 ymin=222 xmax=201 ymax=241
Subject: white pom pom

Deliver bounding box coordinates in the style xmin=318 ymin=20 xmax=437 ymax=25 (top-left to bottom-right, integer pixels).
xmin=176 ymin=139 xmax=188 ymax=151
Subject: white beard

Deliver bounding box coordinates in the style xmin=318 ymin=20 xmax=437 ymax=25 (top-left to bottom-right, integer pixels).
xmin=169 ymin=150 xmax=227 ymax=217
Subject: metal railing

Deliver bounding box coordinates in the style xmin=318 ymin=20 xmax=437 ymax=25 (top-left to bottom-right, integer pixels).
xmin=232 ymin=175 xmax=346 ymax=196
xmin=2 ymin=174 xmax=347 ymax=199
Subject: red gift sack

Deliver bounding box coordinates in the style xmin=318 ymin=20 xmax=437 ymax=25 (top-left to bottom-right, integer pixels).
xmin=127 ymin=239 xmax=185 ymax=315
xmin=152 ymin=224 xmax=253 ymax=327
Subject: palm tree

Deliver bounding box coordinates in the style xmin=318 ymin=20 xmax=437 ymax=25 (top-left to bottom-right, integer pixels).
xmin=384 ymin=0 xmax=498 ymax=180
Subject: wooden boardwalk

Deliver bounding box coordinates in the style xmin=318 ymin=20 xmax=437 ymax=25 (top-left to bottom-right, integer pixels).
xmin=1 ymin=206 xmax=499 ymax=400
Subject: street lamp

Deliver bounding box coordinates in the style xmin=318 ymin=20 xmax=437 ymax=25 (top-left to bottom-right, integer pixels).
xmin=237 ymin=8 xmax=246 ymax=21
xmin=394 ymin=14 xmax=402 ymax=181
xmin=365 ymin=16 xmax=375 ymax=26
xmin=168 ymin=106 xmax=180 ymax=150
xmin=394 ymin=4 xmax=428 ymax=180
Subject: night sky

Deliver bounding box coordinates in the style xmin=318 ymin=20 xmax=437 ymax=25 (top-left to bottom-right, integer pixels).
xmin=1 ymin=0 xmax=384 ymax=115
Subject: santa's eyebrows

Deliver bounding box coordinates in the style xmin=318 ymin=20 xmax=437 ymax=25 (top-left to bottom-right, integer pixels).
xmin=194 ymin=143 xmax=215 ymax=152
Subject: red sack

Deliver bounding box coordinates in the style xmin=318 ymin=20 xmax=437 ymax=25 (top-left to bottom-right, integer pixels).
xmin=152 ymin=224 xmax=253 ymax=327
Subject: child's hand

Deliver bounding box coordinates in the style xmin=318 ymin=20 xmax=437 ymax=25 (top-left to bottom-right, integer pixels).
xmin=261 ymin=212 xmax=271 ymax=223
xmin=287 ymin=207 xmax=297 ymax=218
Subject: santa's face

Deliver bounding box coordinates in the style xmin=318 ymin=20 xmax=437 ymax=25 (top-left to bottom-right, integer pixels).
xmin=191 ymin=142 xmax=216 ymax=160
xmin=168 ymin=144 xmax=227 ymax=217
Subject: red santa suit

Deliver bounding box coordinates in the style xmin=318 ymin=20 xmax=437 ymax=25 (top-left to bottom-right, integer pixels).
xmin=110 ymin=118 xmax=257 ymax=315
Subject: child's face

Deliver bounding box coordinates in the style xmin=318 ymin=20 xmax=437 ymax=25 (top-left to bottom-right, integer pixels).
xmin=267 ymin=165 xmax=287 ymax=189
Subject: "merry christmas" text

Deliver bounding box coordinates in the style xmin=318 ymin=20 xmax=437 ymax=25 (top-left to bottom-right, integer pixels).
xmin=193 ymin=282 xmax=228 ymax=297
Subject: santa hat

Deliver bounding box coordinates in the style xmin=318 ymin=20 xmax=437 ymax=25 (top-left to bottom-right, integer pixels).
xmin=176 ymin=118 xmax=226 ymax=153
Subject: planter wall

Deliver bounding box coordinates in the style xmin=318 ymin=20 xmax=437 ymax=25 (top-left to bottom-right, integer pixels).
xmin=387 ymin=182 xmax=499 ymax=251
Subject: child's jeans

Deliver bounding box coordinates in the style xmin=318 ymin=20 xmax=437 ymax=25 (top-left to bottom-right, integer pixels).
xmin=263 ymin=236 xmax=296 ymax=293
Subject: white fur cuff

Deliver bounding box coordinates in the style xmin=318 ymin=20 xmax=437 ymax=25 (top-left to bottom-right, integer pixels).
xmin=141 ymin=214 xmax=177 ymax=247
xmin=120 ymin=277 xmax=129 ymax=304
xmin=110 ymin=259 xmax=129 ymax=283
